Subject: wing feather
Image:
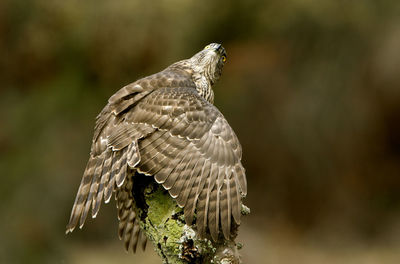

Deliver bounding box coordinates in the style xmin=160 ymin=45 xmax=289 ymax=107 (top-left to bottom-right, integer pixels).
xmin=184 ymin=159 xmax=209 ymax=225
xmin=235 ymin=164 xmax=247 ymax=196
xmin=127 ymin=141 xmax=140 ymax=168
xmin=79 ymin=156 xmax=103 ymax=228
xmin=163 ymin=149 xmax=192 ymax=190
xmin=202 ymin=163 xmax=218 ymax=237
xmin=220 ymin=168 xmax=232 ymax=239
xmin=169 ymin=150 xmax=197 ymax=198
xmin=66 ymin=156 xmax=97 ymax=233
xmin=214 ymin=166 xmax=225 ymax=239
xmin=115 ymin=148 xmax=128 ymax=187
xmin=141 ymin=141 xmax=175 ymax=176
xmin=92 ymin=149 xmax=113 ymax=217
xmin=137 ymin=131 xmax=170 ymax=170
xmin=85 ymin=156 xmax=105 ymax=219
xmin=104 ymin=151 xmax=121 ymax=203
xmin=176 ymin=157 xmax=203 ymax=207
xmin=68 ymin=75 xmax=246 ymax=244
xmin=195 ymin=186 xmax=208 ymax=237
xmin=208 ymin=186 xmax=218 ymax=241
xmin=231 ymin=175 xmax=241 ymax=225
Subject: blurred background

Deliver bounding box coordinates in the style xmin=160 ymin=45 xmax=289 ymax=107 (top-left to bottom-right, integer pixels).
xmin=1 ymin=0 xmax=400 ymax=263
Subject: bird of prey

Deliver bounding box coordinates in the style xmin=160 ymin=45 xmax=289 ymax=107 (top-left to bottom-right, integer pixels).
xmin=66 ymin=43 xmax=247 ymax=252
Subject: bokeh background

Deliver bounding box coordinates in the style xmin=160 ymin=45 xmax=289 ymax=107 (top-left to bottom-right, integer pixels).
xmin=1 ymin=0 xmax=400 ymax=263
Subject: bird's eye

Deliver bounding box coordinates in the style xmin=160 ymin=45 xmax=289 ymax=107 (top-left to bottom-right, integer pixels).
xmin=204 ymin=45 xmax=211 ymax=50
xmin=222 ymin=55 xmax=227 ymax=62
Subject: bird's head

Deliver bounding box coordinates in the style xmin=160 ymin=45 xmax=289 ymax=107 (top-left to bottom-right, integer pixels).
xmin=189 ymin=43 xmax=227 ymax=86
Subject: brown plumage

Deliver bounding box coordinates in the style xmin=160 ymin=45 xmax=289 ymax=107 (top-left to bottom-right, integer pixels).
xmin=66 ymin=43 xmax=247 ymax=249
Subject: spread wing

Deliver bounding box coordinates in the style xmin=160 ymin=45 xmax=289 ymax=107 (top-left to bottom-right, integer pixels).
xmin=66 ymin=70 xmax=247 ymax=242
xmin=130 ymin=87 xmax=247 ymax=240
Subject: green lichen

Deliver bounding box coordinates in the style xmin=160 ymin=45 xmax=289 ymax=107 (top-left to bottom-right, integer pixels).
xmin=146 ymin=186 xmax=179 ymax=226
xmin=240 ymin=204 xmax=250 ymax=216
xmin=137 ymin=182 xmax=245 ymax=263
xmin=142 ymin=184 xmax=187 ymax=263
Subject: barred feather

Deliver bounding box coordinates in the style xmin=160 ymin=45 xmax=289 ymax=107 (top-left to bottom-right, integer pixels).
xmin=196 ymin=187 xmax=208 ymax=237
xmin=66 ymin=157 xmax=97 ymax=233
xmin=139 ymin=231 xmax=148 ymax=251
xmin=104 ymin=151 xmax=121 ymax=203
xmin=92 ymin=150 xmax=113 ymax=217
xmin=116 ymin=149 xmax=127 ymax=187
xmin=115 ymin=173 xmax=147 ymax=253
xmin=208 ymin=186 xmax=218 ymax=241
xmin=163 ymin=150 xmax=192 ymax=190
xmin=169 ymin=151 xmax=197 ymax=198
xmin=231 ymin=175 xmax=241 ymax=225
xmin=130 ymin=218 xmax=141 ymax=253
xmin=176 ymin=158 xmax=203 ymax=207
xmin=82 ymin=156 xmax=104 ymax=221
xmin=220 ymin=169 xmax=233 ymax=239
xmin=127 ymin=141 xmax=140 ymax=168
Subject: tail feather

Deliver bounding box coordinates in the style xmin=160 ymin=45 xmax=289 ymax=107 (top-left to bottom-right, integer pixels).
xmin=139 ymin=231 xmax=147 ymax=251
xmin=130 ymin=218 xmax=141 ymax=253
xmin=115 ymin=171 xmax=147 ymax=253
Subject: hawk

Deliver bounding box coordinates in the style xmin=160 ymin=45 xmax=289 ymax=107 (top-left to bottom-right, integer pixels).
xmin=66 ymin=43 xmax=247 ymax=252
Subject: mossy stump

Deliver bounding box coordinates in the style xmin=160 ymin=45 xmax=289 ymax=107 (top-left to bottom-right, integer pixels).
xmin=135 ymin=180 xmax=247 ymax=264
